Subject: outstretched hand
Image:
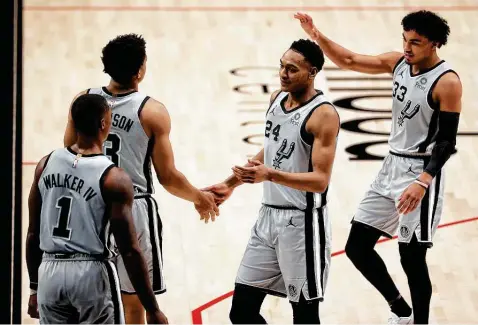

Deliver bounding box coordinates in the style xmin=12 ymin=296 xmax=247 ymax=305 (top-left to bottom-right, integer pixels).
xmin=294 ymin=12 xmax=316 ymax=37
xmin=201 ymin=182 xmax=234 ymax=207
xmin=194 ymin=191 xmax=219 ymax=224
xmin=232 ymin=159 xmax=270 ymax=184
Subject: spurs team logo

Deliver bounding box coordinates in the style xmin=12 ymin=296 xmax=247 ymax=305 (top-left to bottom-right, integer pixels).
xmin=400 ymin=225 xmax=411 ymax=239
xmin=272 ymin=139 xmax=295 ymax=169
xmin=398 ymin=100 xmax=420 ymax=127
xmin=289 ymin=112 xmax=301 ymax=126
xmin=288 ymin=284 xmax=297 ymax=298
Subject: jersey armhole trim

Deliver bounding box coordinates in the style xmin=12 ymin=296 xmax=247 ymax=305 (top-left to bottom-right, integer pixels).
xmin=265 ymin=91 xmax=282 ymax=116
xmin=426 ymin=70 xmax=459 ymax=110
xmin=300 ymin=102 xmax=337 ymax=146
xmin=99 ymin=164 xmax=116 ymax=202
xmin=86 ymin=88 xmax=91 ymax=94
xmin=392 ymin=56 xmax=405 ymax=74
xmin=38 ymin=151 xmax=54 ymax=195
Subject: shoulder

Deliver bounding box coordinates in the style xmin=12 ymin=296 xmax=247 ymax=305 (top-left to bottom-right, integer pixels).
xmin=435 ymin=71 xmax=462 ymax=94
xmin=307 ymin=103 xmax=340 ymax=137
xmin=34 ymin=153 xmax=53 ymax=178
xmin=269 ymin=90 xmax=282 ymax=104
xmin=434 ymin=71 xmax=462 ymax=109
xmin=102 ymin=166 xmax=134 ymax=202
xmin=139 ymin=97 xmax=171 ymax=134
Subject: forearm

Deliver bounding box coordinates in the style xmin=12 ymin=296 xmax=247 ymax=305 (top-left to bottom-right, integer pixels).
xmin=160 ymin=170 xmax=201 ymax=203
xmin=121 ymin=248 xmax=160 ymax=312
xmin=421 ymin=111 xmax=460 ymax=182
xmin=267 ymin=169 xmax=328 ymax=193
xmin=25 ymin=233 xmax=42 ymax=290
xmin=309 ymin=28 xmax=356 ymax=69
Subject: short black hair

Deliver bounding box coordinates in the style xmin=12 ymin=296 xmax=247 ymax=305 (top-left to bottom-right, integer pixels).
xmin=401 ymin=10 xmax=450 ymax=47
xmin=101 ymin=33 xmax=146 ymax=85
xmin=289 ymin=39 xmax=325 ymax=71
xmin=71 ymin=94 xmax=110 ymax=137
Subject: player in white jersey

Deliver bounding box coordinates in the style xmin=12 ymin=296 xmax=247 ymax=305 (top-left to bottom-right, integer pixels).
xmin=63 ymin=34 xmax=219 ymax=324
xmin=204 ymin=40 xmax=340 ymax=324
xmin=296 ymin=10 xmax=462 ymax=324
xmin=26 ymin=94 xmax=167 ymax=324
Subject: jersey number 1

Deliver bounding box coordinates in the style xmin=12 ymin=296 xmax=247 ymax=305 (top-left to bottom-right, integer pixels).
xmin=104 ymin=133 xmax=121 ymax=166
xmin=53 ymin=196 xmax=73 ymax=239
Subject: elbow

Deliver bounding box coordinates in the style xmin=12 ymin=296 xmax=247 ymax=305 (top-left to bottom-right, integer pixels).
xmin=312 ymin=174 xmax=329 ymax=193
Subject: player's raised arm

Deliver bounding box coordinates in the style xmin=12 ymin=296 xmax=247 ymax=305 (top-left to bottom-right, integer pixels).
xmin=295 ymin=12 xmax=402 ymax=74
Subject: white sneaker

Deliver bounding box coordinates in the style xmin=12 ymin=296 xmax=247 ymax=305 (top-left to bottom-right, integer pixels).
xmin=388 ymin=311 xmax=413 ymax=324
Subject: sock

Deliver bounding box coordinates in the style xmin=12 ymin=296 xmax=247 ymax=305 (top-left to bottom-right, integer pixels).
xmin=389 ymin=295 xmax=412 ymax=317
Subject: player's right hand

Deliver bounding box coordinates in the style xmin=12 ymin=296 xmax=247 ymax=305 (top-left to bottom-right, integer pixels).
xmin=202 ymin=182 xmax=234 ymax=207
xmin=27 ymin=294 xmax=39 ymax=319
xmin=146 ymin=309 xmax=169 ymax=324
xmin=294 ymin=12 xmax=316 ymax=36
xmin=194 ymin=191 xmax=219 ymax=223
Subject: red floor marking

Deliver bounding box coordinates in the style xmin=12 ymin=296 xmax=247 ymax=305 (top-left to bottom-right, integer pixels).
xmin=23 ymin=5 xmax=478 ymax=12
xmin=190 ymin=215 xmax=478 ymax=324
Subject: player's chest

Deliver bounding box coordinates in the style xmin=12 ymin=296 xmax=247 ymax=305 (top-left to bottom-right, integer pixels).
xmin=264 ymin=109 xmax=305 ymax=143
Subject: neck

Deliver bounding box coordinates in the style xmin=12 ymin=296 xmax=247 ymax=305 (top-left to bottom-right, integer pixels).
xmin=106 ymin=79 xmax=138 ymax=94
xmin=71 ymin=135 xmax=103 ymax=155
xmin=284 ymin=87 xmax=317 ymax=110
xmin=412 ymin=53 xmax=441 ymax=74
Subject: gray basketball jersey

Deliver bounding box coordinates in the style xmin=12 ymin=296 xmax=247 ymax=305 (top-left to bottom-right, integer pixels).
xmin=38 ymin=148 xmax=115 ymax=257
xmin=88 ymin=87 xmax=154 ymax=194
xmin=262 ymin=91 xmax=332 ymax=210
xmin=389 ymin=58 xmax=455 ymax=155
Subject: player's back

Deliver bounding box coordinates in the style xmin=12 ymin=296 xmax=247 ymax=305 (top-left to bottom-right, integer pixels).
xmin=38 ymin=147 xmax=115 ymax=257
xmin=88 ymin=87 xmax=154 ymax=194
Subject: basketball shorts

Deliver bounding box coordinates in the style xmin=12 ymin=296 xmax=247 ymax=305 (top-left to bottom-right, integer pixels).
xmin=235 ymin=204 xmax=331 ymax=303
xmin=37 ymin=253 xmax=124 ymax=324
xmin=114 ymin=194 xmax=166 ymax=294
xmin=353 ymin=151 xmax=445 ymax=247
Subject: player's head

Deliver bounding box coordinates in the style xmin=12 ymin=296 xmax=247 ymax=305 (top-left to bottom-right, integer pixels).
xmin=71 ymin=94 xmax=112 ymax=142
xmin=280 ymin=39 xmax=324 ymax=93
xmin=101 ymin=33 xmax=147 ymax=87
xmin=401 ymin=10 xmax=450 ymax=64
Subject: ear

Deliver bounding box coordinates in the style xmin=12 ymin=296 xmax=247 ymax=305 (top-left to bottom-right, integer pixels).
xmin=100 ymin=118 xmax=106 ymax=130
xmin=309 ymin=67 xmax=318 ymax=79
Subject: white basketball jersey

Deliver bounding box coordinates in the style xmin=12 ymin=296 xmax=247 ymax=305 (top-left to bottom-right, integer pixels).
xmin=38 ymin=148 xmax=115 ymax=257
xmin=262 ymin=90 xmax=334 ymax=210
xmin=88 ymin=87 xmax=153 ymax=194
xmin=389 ymin=58 xmax=455 ymax=155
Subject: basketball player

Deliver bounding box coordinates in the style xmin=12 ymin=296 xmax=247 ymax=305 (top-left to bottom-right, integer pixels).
xmin=296 ymin=10 xmax=462 ymax=324
xmin=26 ymin=94 xmax=167 ymax=324
xmin=204 ymin=39 xmax=340 ymax=324
xmin=63 ymin=34 xmax=219 ymax=324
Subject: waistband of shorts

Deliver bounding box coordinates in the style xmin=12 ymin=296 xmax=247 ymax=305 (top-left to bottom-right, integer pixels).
xmin=42 ymin=252 xmax=105 ymax=261
xmin=389 ymin=150 xmax=431 ymax=159
xmin=262 ymin=203 xmax=325 ymax=211
xmin=133 ymin=186 xmax=154 ymax=199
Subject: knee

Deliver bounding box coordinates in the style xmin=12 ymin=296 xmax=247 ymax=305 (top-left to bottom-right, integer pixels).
xmin=345 ymin=233 xmax=365 ymax=264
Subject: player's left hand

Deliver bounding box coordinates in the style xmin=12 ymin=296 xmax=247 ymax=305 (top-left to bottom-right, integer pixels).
xmin=232 ymin=159 xmax=270 ymax=184
xmin=27 ymin=294 xmax=39 ymax=319
xmin=397 ymin=182 xmax=427 ymax=215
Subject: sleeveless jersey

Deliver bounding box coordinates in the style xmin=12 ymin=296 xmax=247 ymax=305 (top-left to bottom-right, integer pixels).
xmin=389 ymin=58 xmax=456 ymax=155
xmin=88 ymin=87 xmax=154 ymax=194
xmin=38 ymin=148 xmax=115 ymax=257
xmin=262 ymin=90 xmax=334 ymax=210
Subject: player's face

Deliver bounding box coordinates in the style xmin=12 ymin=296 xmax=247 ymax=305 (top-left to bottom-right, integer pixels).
xmin=279 ymin=50 xmax=314 ymax=92
xmin=402 ymin=30 xmax=436 ymax=65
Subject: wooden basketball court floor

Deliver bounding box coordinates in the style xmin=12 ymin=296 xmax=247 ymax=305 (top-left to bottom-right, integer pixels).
xmin=21 ymin=0 xmax=478 ymax=323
